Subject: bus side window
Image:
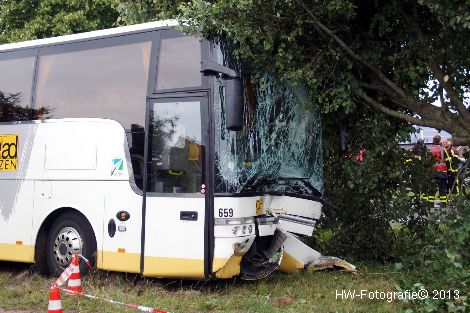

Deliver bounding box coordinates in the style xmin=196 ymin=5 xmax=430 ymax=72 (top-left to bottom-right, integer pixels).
xmin=155 ymin=36 xmax=202 ymax=91
xmin=34 ymin=40 xmax=151 ymax=130
xmin=0 ymin=55 xmax=35 ymax=122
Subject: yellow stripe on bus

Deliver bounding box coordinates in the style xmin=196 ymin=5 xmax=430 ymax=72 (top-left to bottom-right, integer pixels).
xmin=98 ymin=251 xmax=141 ymax=273
xmin=0 ymin=243 xmax=34 ymax=263
xmin=143 ymin=256 xmax=204 ymax=278
xmin=99 ymin=253 xmax=232 ymax=278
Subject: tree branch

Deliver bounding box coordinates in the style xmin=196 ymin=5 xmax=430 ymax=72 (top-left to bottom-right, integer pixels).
xmin=357 ymin=92 xmax=448 ymax=130
xmin=357 ymin=81 xmax=382 ymax=92
xmin=400 ymin=8 xmax=470 ymax=122
xmin=358 ymin=80 xmax=460 ymax=130
xmin=297 ymin=1 xmax=470 ymax=144
xmin=450 ymin=136 xmax=470 ymax=147
xmin=358 ymin=80 xmax=434 ymax=119
xmin=298 ymin=1 xmax=430 ymax=119
xmin=432 ymin=64 xmax=470 ymax=122
xmin=299 ymin=2 xmax=406 ymax=97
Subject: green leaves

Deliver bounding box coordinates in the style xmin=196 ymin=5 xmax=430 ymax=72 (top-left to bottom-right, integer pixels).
xmin=396 ymin=197 xmax=470 ymax=312
xmin=0 ymin=0 xmax=119 ymax=43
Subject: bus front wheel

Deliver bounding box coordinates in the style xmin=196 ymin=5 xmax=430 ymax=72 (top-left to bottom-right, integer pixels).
xmin=46 ymin=211 xmax=96 ymax=277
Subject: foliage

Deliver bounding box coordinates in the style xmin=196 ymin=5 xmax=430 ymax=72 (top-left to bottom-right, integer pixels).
xmin=118 ymin=0 xmax=470 ymax=144
xmin=395 ymin=196 xmax=470 ymax=312
xmin=315 ymin=105 xmax=434 ymax=261
xmin=116 ymin=0 xmax=185 ymax=24
xmin=0 ymin=0 xmax=119 ymax=43
xmin=0 ymin=91 xmax=49 ymax=121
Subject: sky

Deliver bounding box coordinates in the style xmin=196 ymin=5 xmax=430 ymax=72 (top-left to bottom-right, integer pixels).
xmin=408 ymin=126 xmax=451 ymax=144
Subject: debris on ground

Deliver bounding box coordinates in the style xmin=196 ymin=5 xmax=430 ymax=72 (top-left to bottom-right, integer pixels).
xmin=307 ymin=256 xmax=356 ymax=272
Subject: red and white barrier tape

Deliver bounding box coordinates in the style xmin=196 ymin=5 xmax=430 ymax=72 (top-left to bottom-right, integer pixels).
xmin=78 ymin=254 xmax=91 ymax=268
xmin=54 ymin=262 xmax=75 ymax=286
xmin=56 ymin=287 xmax=169 ymax=313
xmin=54 ymin=253 xmax=88 ymax=287
xmin=52 ymin=255 xmax=167 ymax=312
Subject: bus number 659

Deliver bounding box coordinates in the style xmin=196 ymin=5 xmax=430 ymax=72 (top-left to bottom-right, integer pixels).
xmin=218 ymin=208 xmax=234 ymax=218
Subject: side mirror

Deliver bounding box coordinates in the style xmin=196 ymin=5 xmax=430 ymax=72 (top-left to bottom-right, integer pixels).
xmin=225 ymin=78 xmax=244 ymax=131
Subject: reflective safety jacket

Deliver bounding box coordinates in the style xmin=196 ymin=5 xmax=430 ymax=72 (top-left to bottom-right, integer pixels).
xmin=446 ymin=147 xmax=459 ymax=173
xmin=430 ymin=144 xmax=447 ymax=172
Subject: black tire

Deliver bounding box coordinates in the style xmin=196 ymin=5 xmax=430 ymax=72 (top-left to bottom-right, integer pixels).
xmin=46 ymin=211 xmax=96 ymax=277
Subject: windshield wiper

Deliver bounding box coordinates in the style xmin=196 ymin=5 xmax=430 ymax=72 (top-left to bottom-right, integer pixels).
xmin=240 ymin=175 xmax=276 ymax=193
xmin=241 ymin=175 xmax=321 ymax=197
xmin=274 ymin=177 xmax=321 ymax=197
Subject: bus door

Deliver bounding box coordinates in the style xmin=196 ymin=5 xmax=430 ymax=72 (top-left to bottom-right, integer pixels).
xmin=143 ymin=95 xmax=210 ymax=278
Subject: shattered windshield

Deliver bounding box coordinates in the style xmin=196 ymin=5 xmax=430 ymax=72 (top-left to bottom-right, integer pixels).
xmin=213 ymin=44 xmax=323 ymax=196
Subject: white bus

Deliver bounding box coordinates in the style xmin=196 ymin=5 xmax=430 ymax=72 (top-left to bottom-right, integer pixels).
xmin=0 ymin=20 xmax=323 ymax=279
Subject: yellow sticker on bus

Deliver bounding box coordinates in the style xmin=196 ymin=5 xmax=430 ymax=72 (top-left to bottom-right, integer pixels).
xmin=256 ymin=200 xmax=264 ymax=215
xmin=0 ymin=134 xmax=19 ymax=172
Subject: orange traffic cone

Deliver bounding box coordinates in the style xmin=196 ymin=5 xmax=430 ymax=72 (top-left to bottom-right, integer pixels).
xmin=66 ymin=254 xmax=83 ymax=295
xmin=48 ymin=285 xmax=63 ymax=313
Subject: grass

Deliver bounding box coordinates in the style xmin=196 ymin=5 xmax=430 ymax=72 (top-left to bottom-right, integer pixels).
xmin=0 ymin=261 xmax=408 ymax=313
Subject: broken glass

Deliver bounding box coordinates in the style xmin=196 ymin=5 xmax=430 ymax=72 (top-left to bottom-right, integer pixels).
xmin=213 ymin=44 xmax=323 ymax=196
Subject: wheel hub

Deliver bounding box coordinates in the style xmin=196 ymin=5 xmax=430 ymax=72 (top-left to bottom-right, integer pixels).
xmin=52 ymin=227 xmax=82 ymax=269
xmin=58 ymin=243 xmax=68 ymax=255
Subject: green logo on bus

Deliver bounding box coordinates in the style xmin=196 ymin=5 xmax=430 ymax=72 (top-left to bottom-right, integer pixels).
xmin=112 ymin=158 xmax=124 ymax=176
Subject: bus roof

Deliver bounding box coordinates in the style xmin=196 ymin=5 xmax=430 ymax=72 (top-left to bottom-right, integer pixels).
xmin=0 ymin=20 xmax=179 ymax=53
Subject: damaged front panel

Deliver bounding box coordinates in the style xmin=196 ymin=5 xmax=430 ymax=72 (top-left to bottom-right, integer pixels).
xmin=211 ymin=43 xmax=327 ymax=279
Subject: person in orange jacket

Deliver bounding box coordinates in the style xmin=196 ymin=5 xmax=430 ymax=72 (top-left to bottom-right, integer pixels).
xmin=427 ymin=135 xmax=448 ymax=206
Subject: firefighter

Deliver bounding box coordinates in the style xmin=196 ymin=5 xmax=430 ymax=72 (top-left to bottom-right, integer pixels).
xmin=443 ymin=140 xmax=460 ymax=196
xmin=427 ymin=135 xmax=448 ymax=206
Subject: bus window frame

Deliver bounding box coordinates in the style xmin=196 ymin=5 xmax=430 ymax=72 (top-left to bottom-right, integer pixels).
xmin=0 ymin=48 xmax=38 ymax=123
xmin=145 ymin=92 xmax=210 ymax=198
xmin=35 ymin=31 xmax=159 ymax=124
xmin=36 ymin=31 xmax=158 ymax=61
xmin=144 ymin=30 xmax=212 ymax=197
xmin=152 ymin=29 xmax=210 ymax=94
xmin=0 ymin=48 xmax=37 ymax=61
